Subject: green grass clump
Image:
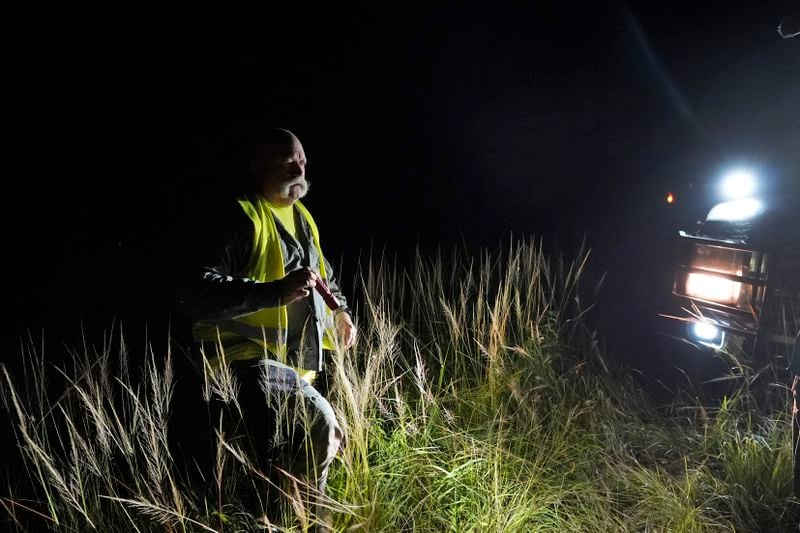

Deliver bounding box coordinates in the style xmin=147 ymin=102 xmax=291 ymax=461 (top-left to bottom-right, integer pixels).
xmin=2 ymin=238 xmax=798 ymax=531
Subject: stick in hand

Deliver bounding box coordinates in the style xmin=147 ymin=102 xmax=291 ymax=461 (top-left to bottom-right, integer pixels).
xmin=314 ymin=277 xmax=342 ymax=311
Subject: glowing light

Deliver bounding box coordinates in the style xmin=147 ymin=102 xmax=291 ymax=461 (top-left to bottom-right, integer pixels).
xmin=692 ymin=321 xmax=720 ymax=341
xmin=721 ymin=169 xmax=756 ymax=199
xmin=706 ymin=198 xmax=764 ymax=221
xmin=690 ymin=320 xmax=725 ymax=349
xmin=666 ymin=192 xmax=674 ymax=204
xmin=686 ymin=272 xmax=741 ymax=305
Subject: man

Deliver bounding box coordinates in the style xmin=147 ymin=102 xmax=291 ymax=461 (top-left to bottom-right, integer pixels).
xmin=176 ymin=128 xmax=356 ymax=528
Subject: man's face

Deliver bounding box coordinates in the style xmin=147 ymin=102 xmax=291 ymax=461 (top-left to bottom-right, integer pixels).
xmin=256 ymin=136 xmax=309 ymax=206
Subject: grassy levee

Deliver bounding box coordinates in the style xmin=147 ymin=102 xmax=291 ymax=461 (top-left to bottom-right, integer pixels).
xmin=2 ymin=238 xmax=798 ymax=531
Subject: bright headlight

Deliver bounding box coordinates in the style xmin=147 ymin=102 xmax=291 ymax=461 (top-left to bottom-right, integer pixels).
xmin=692 ymin=321 xmax=720 ymax=341
xmin=685 ymin=272 xmax=741 ymax=304
xmin=721 ymin=169 xmax=756 ymax=200
xmin=690 ymin=321 xmax=725 ymax=349
xmin=684 ymin=245 xmax=745 ymax=305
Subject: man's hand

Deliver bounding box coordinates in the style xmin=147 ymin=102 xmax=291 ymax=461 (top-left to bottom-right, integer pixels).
xmin=279 ymin=268 xmax=318 ymax=304
xmin=336 ymin=311 xmax=357 ymax=349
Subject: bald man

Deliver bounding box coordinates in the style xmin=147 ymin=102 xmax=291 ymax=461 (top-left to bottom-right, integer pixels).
xmin=177 ymin=128 xmax=355 ymax=529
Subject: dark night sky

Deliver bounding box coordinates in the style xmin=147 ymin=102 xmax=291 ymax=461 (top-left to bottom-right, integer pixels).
xmin=5 ymin=2 xmax=799 ymax=366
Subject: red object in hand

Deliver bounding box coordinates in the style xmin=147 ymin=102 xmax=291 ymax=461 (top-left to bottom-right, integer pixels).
xmin=314 ymin=277 xmax=341 ymax=311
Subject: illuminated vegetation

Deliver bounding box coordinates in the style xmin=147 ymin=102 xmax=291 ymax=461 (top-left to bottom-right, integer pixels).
xmin=2 ymin=239 xmax=797 ymax=531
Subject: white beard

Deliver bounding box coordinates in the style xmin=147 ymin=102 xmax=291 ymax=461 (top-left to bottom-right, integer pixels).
xmin=278 ymin=179 xmax=310 ymax=201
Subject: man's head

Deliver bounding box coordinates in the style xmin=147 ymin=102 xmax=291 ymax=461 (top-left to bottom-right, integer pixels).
xmin=249 ymin=128 xmax=309 ymax=207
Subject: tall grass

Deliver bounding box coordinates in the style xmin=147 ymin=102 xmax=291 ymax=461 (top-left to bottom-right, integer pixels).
xmin=2 ymin=237 xmax=798 ymax=531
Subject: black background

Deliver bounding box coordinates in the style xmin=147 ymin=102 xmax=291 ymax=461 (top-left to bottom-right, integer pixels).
xmin=4 ymin=2 xmax=799 ymax=375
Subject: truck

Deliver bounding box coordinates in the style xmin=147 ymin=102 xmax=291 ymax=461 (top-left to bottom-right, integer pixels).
xmin=659 ymin=167 xmax=799 ymax=494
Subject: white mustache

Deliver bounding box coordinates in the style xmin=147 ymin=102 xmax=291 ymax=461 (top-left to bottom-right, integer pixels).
xmin=280 ymin=178 xmax=310 ymax=198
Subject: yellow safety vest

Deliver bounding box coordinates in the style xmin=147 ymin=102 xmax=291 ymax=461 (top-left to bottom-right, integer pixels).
xmin=192 ymin=195 xmax=336 ymax=364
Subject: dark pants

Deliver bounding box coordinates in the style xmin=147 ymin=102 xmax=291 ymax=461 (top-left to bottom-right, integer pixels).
xmin=207 ymin=359 xmax=342 ymax=527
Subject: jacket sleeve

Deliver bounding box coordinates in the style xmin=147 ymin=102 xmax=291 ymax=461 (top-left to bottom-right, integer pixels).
xmin=173 ymin=203 xmax=284 ymax=321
